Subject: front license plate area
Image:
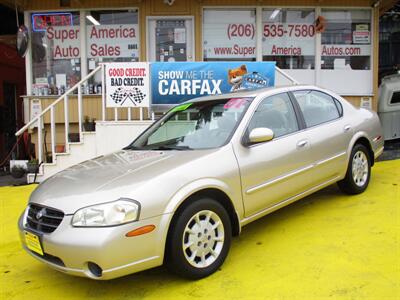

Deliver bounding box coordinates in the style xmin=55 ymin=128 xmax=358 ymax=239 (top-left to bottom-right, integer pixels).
xmin=24 ymin=231 xmax=44 ymax=256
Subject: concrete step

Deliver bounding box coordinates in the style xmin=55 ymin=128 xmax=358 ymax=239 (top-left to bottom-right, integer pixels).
xmin=27 ymin=131 xmax=98 ymax=183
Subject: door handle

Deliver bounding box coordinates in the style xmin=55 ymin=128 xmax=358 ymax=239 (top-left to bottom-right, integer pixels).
xmin=296 ymin=140 xmax=308 ymax=148
xmin=344 ymin=125 xmax=351 ymax=132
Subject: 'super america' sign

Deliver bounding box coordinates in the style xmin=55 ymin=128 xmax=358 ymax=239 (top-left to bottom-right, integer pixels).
xmin=45 ymin=24 xmax=139 ymax=60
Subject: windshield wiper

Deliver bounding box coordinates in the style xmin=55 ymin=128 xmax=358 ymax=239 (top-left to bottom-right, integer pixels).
xmin=123 ymin=145 xmax=142 ymax=150
xmin=147 ymin=145 xmax=192 ymax=151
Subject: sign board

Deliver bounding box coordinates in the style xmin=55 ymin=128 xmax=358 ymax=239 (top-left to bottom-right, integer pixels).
xmin=353 ymin=30 xmax=370 ymax=44
xmin=105 ymin=62 xmax=150 ymax=108
xmin=87 ymin=25 xmax=139 ymax=59
xmin=360 ymin=97 xmax=372 ymax=110
xmin=321 ymin=44 xmax=371 ymax=56
xmin=45 ymin=24 xmax=139 ymax=60
xmin=150 ymin=62 xmax=276 ymax=105
xmin=32 ymin=12 xmax=73 ymax=32
xmin=30 ymin=99 xmax=42 ymax=128
xmin=356 ymin=24 xmax=368 ymax=31
xmin=46 ymin=25 xmax=80 ymax=59
xmin=203 ymin=10 xmax=256 ymax=60
xmin=262 ymin=22 xmax=315 ymax=56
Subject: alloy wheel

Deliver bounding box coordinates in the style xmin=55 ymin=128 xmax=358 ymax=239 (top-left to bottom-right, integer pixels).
xmin=352 ymin=150 xmax=369 ymax=187
xmin=182 ymin=210 xmax=225 ymax=268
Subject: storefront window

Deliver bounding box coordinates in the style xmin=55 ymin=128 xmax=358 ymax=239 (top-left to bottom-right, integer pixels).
xmin=86 ymin=10 xmax=139 ymax=68
xmin=321 ymin=9 xmax=371 ymax=70
xmin=262 ymin=9 xmax=315 ymax=69
xmin=203 ymin=9 xmax=256 ymax=61
xmin=31 ymin=11 xmax=80 ymax=95
xmin=85 ymin=10 xmax=139 ymax=93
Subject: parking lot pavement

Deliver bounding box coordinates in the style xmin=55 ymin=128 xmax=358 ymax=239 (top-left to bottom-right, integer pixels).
xmin=0 ymin=160 xmax=399 ymax=300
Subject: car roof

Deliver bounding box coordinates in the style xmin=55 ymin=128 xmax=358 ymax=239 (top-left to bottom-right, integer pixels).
xmin=183 ymin=85 xmax=327 ymax=104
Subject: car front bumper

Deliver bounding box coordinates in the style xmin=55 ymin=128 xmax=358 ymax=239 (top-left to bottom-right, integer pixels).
xmin=18 ymin=211 xmax=172 ymax=280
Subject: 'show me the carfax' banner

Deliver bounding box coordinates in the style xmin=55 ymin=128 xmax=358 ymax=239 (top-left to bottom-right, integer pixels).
xmin=150 ymin=62 xmax=276 ymax=105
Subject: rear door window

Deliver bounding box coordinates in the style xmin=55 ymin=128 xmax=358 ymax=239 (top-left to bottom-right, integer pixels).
xmin=292 ymin=90 xmax=340 ymax=127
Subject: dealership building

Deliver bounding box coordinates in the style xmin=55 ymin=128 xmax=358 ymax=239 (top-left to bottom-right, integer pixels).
xmin=3 ymin=0 xmax=396 ymax=181
xmin=21 ymin=0 xmax=389 ymax=105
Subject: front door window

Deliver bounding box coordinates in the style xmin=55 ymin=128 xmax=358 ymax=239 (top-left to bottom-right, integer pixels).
xmin=247 ymin=92 xmax=299 ymax=138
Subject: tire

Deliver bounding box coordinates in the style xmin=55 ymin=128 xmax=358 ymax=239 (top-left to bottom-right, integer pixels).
xmin=337 ymin=144 xmax=371 ymax=194
xmin=165 ymin=197 xmax=232 ymax=279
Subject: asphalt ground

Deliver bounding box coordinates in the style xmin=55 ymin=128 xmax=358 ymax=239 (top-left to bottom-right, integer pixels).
xmin=0 ymin=160 xmax=399 ymax=300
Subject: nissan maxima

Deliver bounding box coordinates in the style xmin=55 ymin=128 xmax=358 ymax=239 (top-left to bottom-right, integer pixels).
xmin=18 ymin=85 xmax=384 ymax=280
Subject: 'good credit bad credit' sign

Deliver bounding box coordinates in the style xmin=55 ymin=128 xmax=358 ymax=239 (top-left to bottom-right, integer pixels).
xmin=106 ymin=63 xmax=150 ymax=108
xmin=151 ymin=62 xmax=275 ymax=105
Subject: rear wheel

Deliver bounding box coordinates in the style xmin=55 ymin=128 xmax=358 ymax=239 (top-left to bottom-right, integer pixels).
xmin=338 ymin=144 xmax=371 ymax=194
xmin=166 ymin=197 xmax=232 ymax=279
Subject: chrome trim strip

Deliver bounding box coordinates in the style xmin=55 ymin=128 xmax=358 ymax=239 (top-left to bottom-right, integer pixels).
xmin=241 ymin=176 xmax=341 ymax=225
xmin=103 ymin=256 xmax=160 ymax=273
xmin=246 ymin=164 xmax=314 ymax=195
xmin=315 ymin=151 xmax=346 ymax=166
xmin=246 ymin=151 xmax=345 ymax=195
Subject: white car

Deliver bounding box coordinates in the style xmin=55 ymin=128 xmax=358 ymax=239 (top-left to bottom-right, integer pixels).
xmin=19 ymin=85 xmax=384 ymax=280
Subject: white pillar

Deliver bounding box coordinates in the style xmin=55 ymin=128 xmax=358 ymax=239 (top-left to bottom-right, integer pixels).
xmin=24 ymin=12 xmax=33 ymax=95
xmin=80 ymin=10 xmax=88 ymax=81
xmin=315 ymin=7 xmax=322 ymax=86
xmin=256 ymin=7 xmax=263 ymax=62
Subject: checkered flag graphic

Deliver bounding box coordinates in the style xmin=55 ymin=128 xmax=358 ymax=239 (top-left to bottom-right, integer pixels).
xmin=110 ymin=87 xmax=146 ymax=106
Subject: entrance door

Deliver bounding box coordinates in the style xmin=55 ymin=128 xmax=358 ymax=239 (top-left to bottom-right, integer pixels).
xmin=147 ymin=16 xmax=194 ymax=62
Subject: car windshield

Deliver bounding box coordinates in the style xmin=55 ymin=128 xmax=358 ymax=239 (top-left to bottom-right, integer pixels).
xmin=126 ymin=97 xmax=253 ymax=150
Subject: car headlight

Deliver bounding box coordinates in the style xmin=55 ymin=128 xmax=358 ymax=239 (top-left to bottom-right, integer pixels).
xmin=71 ymin=199 xmax=140 ymax=227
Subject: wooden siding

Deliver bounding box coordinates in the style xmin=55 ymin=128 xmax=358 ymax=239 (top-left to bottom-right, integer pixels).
xmin=24 ymin=0 xmax=372 ymax=10
xmin=27 ymin=96 xmax=151 ymax=124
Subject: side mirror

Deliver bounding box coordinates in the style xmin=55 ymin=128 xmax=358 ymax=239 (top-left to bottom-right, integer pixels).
xmin=248 ymin=128 xmax=274 ymax=144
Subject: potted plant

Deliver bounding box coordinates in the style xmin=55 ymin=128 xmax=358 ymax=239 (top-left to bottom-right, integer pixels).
xmin=91 ymin=118 xmax=96 ymax=131
xmin=83 ymin=116 xmax=95 ymax=131
xmin=27 ymin=159 xmax=39 ymax=173
xmin=83 ymin=115 xmax=91 ymax=131
xmin=55 ymin=145 xmax=65 ymax=153
xmin=10 ymin=166 xmax=25 ymax=178
xmin=68 ymin=133 xmax=80 ymax=142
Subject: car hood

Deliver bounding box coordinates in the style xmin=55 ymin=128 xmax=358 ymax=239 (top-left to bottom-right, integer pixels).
xmin=29 ymin=149 xmax=217 ymax=213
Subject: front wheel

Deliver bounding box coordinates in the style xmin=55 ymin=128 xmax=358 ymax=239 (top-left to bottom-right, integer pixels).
xmin=165 ymin=197 xmax=232 ymax=279
xmin=338 ymin=144 xmax=371 ymax=194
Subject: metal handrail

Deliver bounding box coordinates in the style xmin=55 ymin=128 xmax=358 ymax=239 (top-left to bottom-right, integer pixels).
xmin=15 ymin=65 xmax=102 ymax=137
xmin=275 ymin=66 xmax=300 ymax=85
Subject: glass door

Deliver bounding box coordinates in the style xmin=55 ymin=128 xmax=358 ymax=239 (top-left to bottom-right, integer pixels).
xmin=147 ymin=16 xmax=194 ymax=62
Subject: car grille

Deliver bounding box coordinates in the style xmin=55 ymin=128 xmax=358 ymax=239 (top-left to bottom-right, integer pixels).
xmin=26 ymin=203 xmax=64 ymax=234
